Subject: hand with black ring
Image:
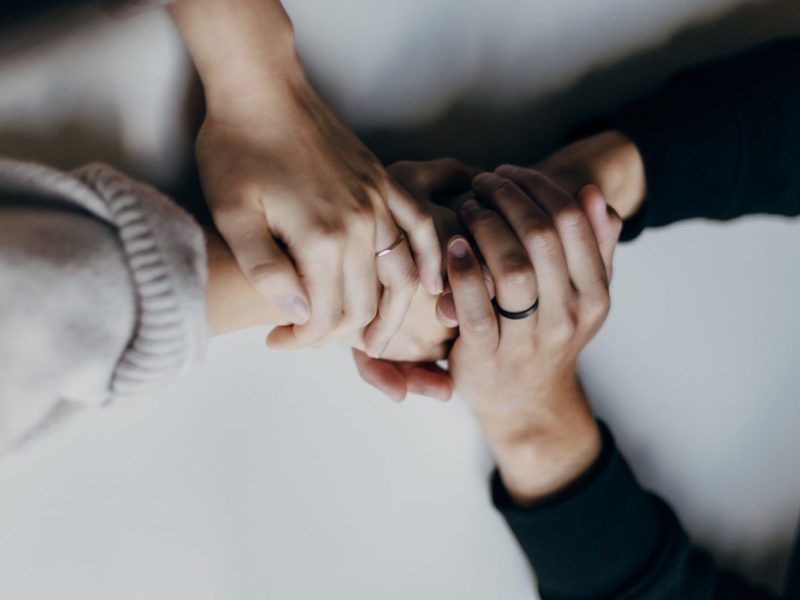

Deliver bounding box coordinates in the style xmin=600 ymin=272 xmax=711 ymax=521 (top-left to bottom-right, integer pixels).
xmin=445 ymin=166 xmax=622 ymax=503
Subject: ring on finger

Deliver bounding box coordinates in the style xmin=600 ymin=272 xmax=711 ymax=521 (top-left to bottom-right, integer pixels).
xmin=492 ymin=297 xmax=539 ymax=320
xmin=375 ymin=231 xmax=406 ymax=257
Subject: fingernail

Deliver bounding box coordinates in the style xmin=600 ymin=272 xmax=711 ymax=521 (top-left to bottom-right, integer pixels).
xmin=274 ymin=295 xmax=310 ymax=324
xmin=385 ymin=388 xmax=405 ymax=403
xmin=437 ymin=291 xmax=458 ymax=325
xmin=428 ymin=386 xmax=452 ymax=402
xmin=460 ymin=198 xmax=481 ymax=220
xmin=423 ymin=270 xmax=444 ymax=295
xmin=448 ymin=237 xmax=470 ymax=259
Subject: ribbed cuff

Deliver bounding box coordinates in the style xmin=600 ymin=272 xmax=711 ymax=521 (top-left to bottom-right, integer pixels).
xmin=492 ymin=422 xmax=663 ymax=598
xmin=75 ymin=164 xmax=207 ymax=397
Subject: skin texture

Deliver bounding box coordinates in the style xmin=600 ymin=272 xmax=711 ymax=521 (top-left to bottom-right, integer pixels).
xmin=171 ymin=0 xmax=443 ymax=359
xmin=534 ymin=131 xmax=646 ymax=221
xmin=445 ymin=167 xmax=622 ymax=504
xmin=204 ymin=160 xmax=473 ymax=401
xmin=205 ymin=222 xmax=458 ymax=402
xmin=356 ymin=132 xmax=647 ymax=401
xmin=207 ymin=132 xmax=645 ymax=404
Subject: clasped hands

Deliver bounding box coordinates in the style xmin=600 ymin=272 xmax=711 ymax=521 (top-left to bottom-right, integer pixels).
xmin=175 ymin=0 xmax=628 ymax=417
xmin=349 ymin=160 xmax=623 ymax=409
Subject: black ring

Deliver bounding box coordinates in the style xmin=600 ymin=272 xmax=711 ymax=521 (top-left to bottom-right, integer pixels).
xmin=492 ymin=298 xmax=539 ymax=320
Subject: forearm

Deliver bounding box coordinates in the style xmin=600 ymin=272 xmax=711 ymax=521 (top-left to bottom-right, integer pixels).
xmin=542 ymin=37 xmax=800 ymax=242
xmin=205 ymin=231 xmax=288 ymax=336
xmin=478 ymin=373 xmax=602 ymax=506
xmin=492 ymin=420 xmax=780 ymax=599
xmin=170 ymin=0 xmax=305 ymax=114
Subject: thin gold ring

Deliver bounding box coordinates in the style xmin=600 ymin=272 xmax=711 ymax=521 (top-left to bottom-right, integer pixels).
xmin=375 ymin=232 xmax=406 ymax=258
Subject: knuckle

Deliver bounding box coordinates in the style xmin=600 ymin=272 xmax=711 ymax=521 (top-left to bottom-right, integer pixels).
xmin=211 ymin=200 xmax=255 ymax=232
xmin=548 ymin=315 xmax=577 ymax=345
xmin=349 ymin=298 xmax=379 ymax=328
xmin=347 ymin=204 xmax=376 ymax=233
xmin=518 ymin=168 xmax=548 ymax=187
xmin=463 ymin=313 xmax=496 ymax=336
xmin=437 ymin=157 xmax=465 ymax=172
xmin=469 ymin=209 xmax=499 ymax=231
xmin=488 ymin=177 xmax=519 ymax=197
xmin=360 ymin=303 xmax=379 ymax=325
xmin=499 ymin=257 xmax=535 ymax=290
xmin=583 ymin=289 xmax=611 ymax=323
xmin=314 ymin=310 xmax=343 ymax=334
xmin=553 ymin=205 xmax=587 ymax=233
xmin=413 ymin=209 xmax=436 ymax=232
xmin=531 ymin=230 xmax=560 ymax=257
xmin=307 ymin=218 xmax=348 ymax=246
xmin=521 ymin=220 xmax=556 ymax=252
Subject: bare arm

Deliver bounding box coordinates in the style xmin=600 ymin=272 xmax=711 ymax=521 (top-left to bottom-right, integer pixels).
xmin=204 ymin=230 xmax=288 ymax=336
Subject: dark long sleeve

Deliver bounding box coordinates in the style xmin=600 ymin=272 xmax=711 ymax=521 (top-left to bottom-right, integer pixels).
xmin=493 ymin=424 xmax=781 ymax=599
xmin=604 ymin=37 xmax=800 ymax=241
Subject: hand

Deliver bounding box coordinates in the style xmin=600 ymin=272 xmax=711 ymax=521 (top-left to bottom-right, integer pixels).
xmin=348 ymin=158 xmax=479 ymax=402
xmin=446 ymin=166 xmax=622 ymax=503
xmin=535 ymin=131 xmax=646 ymax=221
xmin=197 ymin=81 xmax=444 ymax=357
xmin=173 ymin=0 xmax=443 ymax=357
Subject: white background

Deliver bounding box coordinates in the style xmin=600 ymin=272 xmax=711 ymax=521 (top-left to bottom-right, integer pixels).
xmin=1 ymin=1 xmax=799 ymax=598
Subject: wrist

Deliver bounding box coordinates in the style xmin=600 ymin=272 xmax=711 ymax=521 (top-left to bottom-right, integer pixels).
xmin=538 ymin=131 xmax=646 ymax=220
xmin=205 ymin=231 xmax=287 ymax=336
xmin=172 ymin=0 xmax=307 ymax=118
xmin=480 ymin=376 xmax=602 ymax=505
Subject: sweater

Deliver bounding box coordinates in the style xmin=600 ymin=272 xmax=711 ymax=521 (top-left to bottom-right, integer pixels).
xmin=0 ymin=160 xmax=207 ymax=453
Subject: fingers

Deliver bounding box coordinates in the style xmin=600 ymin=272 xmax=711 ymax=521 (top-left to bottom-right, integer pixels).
xmin=363 ymin=218 xmax=419 ymax=358
xmin=215 ymin=206 xmax=310 ymax=324
xmin=458 ymin=197 xmax=539 ymax=344
xmin=578 ymin=185 xmax=623 ymax=281
xmin=398 ymin=362 xmax=453 ymax=401
xmin=384 ymin=180 xmax=444 ymax=295
xmin=496 ymin=165 xmax=607 ymax=299
xmin=459 ymin=198 xmax=538 ymax=314
xmin=446 ymin=236 xmax=499 ymax=351
xmin=472 ymin=173 xmax=570 ymax=320
xmin=341 ymin=234 xmax=379 ymax=333
xmin=352 ymin=349 xmax=407 ymax=402
xmin=436 ymin=268 xmax=495 ymax=328
xmin=351 ymin=350 xmax=453 ymax=402
xmin=267 ymin=229 xmax=346 ymax=349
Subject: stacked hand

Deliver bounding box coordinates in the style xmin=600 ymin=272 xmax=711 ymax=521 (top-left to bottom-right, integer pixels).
xmin=353 ymin=159 xmax=624 ymax=502
xmin=197 ymin=80 xmax=445 ymax=358
xmin=173 ymin=0 xmax=446 ymax=359
xmin=444 ymin=167 xmax=621 ymax=502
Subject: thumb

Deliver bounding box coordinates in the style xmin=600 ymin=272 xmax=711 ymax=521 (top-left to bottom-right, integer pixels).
xmin=218 ymin=209 xmax=310 ymax=324
xmin=578 ymin=185 xmax=623 ymax=281
xmin=351 ymin=349 xmax=408 ymax=402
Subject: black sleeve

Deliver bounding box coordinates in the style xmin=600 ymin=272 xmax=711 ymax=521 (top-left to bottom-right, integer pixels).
xmin=492 ymin=423 xmax=778 ymax=599
xmin=601 ymin=37 xmax=800 ymax=241
xmin=0 ymin=0 xmax=123 ymax=30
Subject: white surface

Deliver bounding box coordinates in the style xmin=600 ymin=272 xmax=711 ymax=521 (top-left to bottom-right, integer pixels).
xmin=1 ymin=1 xmax=800 ymax=599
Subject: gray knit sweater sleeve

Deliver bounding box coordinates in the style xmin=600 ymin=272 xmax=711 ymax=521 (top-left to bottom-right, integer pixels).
xmin=0 ymin=159 xmax=207 ymax=452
